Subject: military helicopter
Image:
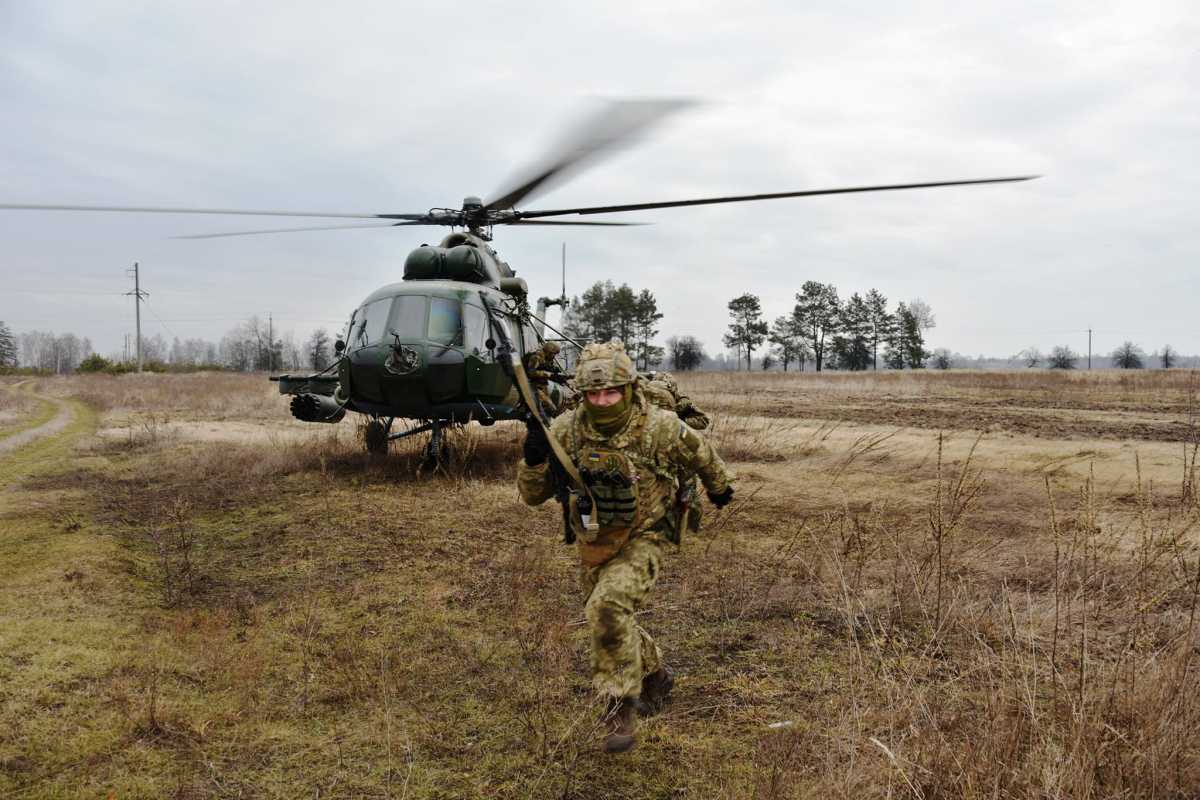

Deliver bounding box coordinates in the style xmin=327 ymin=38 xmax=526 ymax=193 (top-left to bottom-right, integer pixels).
xmin=0 ymin=100 xmax=1035 ymax=463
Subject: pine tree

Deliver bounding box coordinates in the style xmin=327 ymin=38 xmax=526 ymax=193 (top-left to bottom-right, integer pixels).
xmin=884 ymin=302 xmax=927 ymax=369
xmin=0 ymin=321 xmax=17 ymax=368
xmin=723 ymin=294 xmax=768 ymax=371
xmin=631 ymin=290 xmax=664 ymax=369
xmin=864 ymin=289 xmax=895 ymax=370
xmin=768 ymin=316 xmax=806 ymax=372
xmin=793 ymin=282 xmax=840 ymax=372
xmin=831 ymin=293 xmax=872 ymax=370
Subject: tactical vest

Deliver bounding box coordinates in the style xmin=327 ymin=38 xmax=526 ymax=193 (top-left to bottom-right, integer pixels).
xmin=568 ymin=401 xmax=678 ymax=567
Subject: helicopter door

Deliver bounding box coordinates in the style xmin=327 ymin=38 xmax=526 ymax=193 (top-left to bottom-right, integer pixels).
xmin=463 ymin=301 xmax=509 ymax=399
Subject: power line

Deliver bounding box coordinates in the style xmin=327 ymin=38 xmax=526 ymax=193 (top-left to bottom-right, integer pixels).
xmin=140 ymin=298 xmax=180 ymax=342
xmin=124 ymin=262 xmax=148 ymax=372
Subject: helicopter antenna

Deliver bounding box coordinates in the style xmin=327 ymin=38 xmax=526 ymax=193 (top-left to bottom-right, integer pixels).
xmin=529 ymin=309 xmax=586 ymax=350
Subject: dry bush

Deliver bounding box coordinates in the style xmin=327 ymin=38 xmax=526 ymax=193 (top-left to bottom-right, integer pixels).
xmin=704 ymin=415 xmax=837 ymax=462
xmin=0 ymin=381 xmax=40 ymax=420
xmin=713 ymin=442 xmax=1200 ymax=798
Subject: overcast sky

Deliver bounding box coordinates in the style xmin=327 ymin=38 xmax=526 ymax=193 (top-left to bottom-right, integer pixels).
xmin=2 ymin=1 xmax=1197 ymax=361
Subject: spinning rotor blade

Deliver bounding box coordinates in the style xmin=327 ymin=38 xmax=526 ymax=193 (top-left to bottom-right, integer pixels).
xmin=505 ymin=219 xmax=645 ymax=226
xmin=172 ymin=221 xmax=430 ymax=240
xmin=484 ymin=99 xmax=694 ymax=212
xmin=0 ymin=202 xmax=429 ymax=220
xmin=516 ymin=176 xmax=1039 ymax=219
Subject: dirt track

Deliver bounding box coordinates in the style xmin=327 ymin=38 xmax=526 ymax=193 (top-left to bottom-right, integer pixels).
xmin=0 ymin=384 xmax=75 ymax=456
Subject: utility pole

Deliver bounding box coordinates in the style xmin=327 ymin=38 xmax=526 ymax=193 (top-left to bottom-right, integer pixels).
xmin=124 ymin=262 xmax=149 ymax=372
xmin=268 ymin=313 xmax=274 ymax=372
xmin=1087 ymin=328 xmax=1092 ymax=370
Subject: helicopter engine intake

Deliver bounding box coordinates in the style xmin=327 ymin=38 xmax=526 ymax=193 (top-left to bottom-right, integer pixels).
xmin=290 ymin=392 xmax=347 ymax=424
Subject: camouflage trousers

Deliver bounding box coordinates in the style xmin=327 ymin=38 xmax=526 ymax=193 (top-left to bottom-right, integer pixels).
xmin=581 ymin=535 xmax=664 ymax=699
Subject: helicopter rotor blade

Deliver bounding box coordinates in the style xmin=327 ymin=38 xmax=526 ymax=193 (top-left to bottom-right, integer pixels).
xmin=503 ymin=219 xmax=646 ymax=226
xmin=515 ymin=176 xmax=1039 ymax=219
xmin=171 ymin=221 xmax=431 ymax=240
xmin=483 ymin=98 xmax=695 ymax=213
xmin=0 ymin=202 xmax=431 ymax=220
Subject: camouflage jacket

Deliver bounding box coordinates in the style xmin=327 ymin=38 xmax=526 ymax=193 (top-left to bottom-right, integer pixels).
xmin=640 ymin=372 xmax=710 ymax=430
xmin=517 ymin=388 xmax=732 ymax=536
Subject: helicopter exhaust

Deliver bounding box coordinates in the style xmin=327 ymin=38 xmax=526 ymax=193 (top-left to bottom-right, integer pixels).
xmin=290 ymin=392 xmax=346 ymax=424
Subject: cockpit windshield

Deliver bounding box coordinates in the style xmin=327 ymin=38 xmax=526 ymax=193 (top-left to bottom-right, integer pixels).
xmin=352 ymin=297 xmax=393 ymax=346
xmin=428 ymin=297 xmax=463 ymax=346
xmin=349 ymin=294 xmax=475 ymax=347
xmin=387 ymin=295 xmax=427 ymax=340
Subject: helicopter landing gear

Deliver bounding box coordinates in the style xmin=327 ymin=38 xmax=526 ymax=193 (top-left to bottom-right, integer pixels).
xmin=421 ymin=421 xmax=453 ymax=471
xmin=378 ymin=420 xmax=454 ymax=469
xmin=363 ymin=416 xmax=392 ymax=455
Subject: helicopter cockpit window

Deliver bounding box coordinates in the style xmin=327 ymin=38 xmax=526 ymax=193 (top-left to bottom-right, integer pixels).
xmin=385 ymin=295 xmax=426 ymax=340
xmin=462 ymin=304 xmax=489 ymax=353
xmin=428 ymin=297 xmax=463 ymax=346
xmin=355 ymin=297 xmax=394 ymax=346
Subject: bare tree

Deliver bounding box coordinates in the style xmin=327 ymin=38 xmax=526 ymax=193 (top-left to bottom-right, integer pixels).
xmin=1048 ymin=345 xmax=1078 ymax=369
xmin=666 ymin=335 xmax=705 ymax=371
xmin=1161 ymin=345 xmax=1176 ymax=369
xmin=931 ymin=348 xmax=953 ymax=370
xmin=1111 ymin=341 xmax=1144 ymax=369
xmin=907 ymin=297 xmax=937 ymax=333
xmin=306 ymin=328 xmax=333 ymax=370
xmin=1016 ymin=347 xmax=1042 ymax=368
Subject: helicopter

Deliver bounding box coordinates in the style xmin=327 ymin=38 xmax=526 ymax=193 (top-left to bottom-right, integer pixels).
xmin=0 ymin=100 xmax=1036 ymax=463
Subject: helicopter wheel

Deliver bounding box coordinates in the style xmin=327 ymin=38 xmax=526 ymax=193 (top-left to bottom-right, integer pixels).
xmin=421 ymin=421 xmax=453 ymax=471
xmin=364 ymin=417 xmax=392 ymax=455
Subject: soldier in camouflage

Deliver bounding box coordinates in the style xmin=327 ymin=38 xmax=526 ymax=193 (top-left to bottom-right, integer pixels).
xmin=517 ymin=341 xmax=734 ymax=754
xmin=641 ymin=370 xmax=712 ymax=533
xmin=641 ymin=370 xmax=711 ymax=430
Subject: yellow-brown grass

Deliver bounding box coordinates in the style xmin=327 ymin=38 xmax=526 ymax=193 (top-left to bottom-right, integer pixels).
xmin=2 ymin=371 xmax=1199 ymax=798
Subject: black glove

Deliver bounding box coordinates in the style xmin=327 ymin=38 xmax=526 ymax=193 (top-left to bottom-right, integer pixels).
xmin=707 ymin=486 xmax=734 ymax=508
xmin=523 ymin=419 xmax=550 ymax=466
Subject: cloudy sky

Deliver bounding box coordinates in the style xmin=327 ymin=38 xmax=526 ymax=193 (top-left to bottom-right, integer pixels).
xmin=2 ymin=1 xmax=1197 ymax=361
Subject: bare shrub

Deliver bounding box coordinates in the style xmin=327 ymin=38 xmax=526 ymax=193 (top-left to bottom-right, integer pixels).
xmin=752 ymin=446 xmax=1200 ymax=797
xmin=144 ymin=498 xmax=207 ymax=608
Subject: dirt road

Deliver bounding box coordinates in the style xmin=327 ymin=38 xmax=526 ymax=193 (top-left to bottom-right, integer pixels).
xmin=0 ymin=383 xmax=75 ymax=456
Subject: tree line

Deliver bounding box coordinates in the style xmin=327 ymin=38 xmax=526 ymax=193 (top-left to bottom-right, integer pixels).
xmin=0 ymin=323 xmax=94 ymax=374
xmin=1016 ymin=342 xmax=1180 ymax=370
xmin=721 ymin=284 xmax=935 ymax=372
xmin=0 ymin=316 xmax=339 ymax=375
xmin=561 ymin=281 xmax=664 ymax=369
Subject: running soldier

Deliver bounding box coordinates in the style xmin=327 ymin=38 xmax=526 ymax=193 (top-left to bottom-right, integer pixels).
xmin=517 ymin=341 xmax=734 ymax=753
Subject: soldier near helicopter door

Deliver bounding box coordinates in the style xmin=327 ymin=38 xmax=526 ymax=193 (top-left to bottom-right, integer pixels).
xmin=517 ymin=341 xmax=734 ymax=753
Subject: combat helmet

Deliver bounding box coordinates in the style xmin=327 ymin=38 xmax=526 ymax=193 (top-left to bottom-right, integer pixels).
xmin=575 ymin=340 xmax=636 ymax=391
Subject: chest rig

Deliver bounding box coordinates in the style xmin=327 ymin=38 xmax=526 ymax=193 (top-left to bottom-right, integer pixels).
xmin=568 ymin=398 xmax=677 ymax=567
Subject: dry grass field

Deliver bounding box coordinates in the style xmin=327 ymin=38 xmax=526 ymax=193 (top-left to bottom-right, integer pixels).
xmin=2 ymin=369 xmax=1199 ymax=799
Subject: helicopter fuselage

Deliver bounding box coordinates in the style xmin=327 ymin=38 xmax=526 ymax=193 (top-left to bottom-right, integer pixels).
xmin=273 ymin=231 xmax=557 ymax=428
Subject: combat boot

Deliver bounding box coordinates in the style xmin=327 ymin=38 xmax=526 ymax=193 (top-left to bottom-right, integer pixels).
xmin=639 ymin=666 xmax=674 ymax=716
xmin=602 ymin=696 xmax=638 ymax=754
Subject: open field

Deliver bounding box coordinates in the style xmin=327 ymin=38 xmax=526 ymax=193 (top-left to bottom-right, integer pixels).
xmin=2 ymin=369 xmax=1199 ymax=798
